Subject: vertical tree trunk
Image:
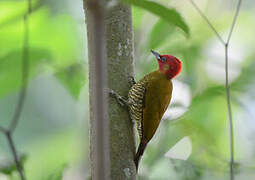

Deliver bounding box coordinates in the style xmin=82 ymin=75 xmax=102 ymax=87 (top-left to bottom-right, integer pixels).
xmin=83 ymin=0 xmax=136 ymax=179
xmin=83 ymin=0 xmax=110 ymax=179
xmin=106 ymin=2 xmax=137 ymax=180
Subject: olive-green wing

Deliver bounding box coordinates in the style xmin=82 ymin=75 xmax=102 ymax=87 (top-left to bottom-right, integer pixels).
xmin=142 ymin=74 xmax=172 ymax=142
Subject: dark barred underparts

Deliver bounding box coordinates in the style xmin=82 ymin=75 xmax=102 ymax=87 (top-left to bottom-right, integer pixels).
xmin=128 ymin=70 xmax=173 ymax=171
xmin=128 ymin=75 xmax=149 ymax=138
xmin=128 ymin=51 xmax=179 ymax=171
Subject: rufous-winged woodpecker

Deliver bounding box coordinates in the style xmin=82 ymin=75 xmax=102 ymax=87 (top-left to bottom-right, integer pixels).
xmin=109 ymin=50 xmax=182 ymax=171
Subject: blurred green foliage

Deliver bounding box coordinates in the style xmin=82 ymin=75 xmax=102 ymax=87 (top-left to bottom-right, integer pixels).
xmin=123 ymin=0 xmax=189 ymax=36
xmin=148 ymin=20 xmax=175 ymax=50
xmin=46 ymin=164 xmax=67 ymax=180
xmin=55 ymin=63 xmax=86 ymax=100
xmin=0 ymin=0 xmax=255 ymax=179
xmin=0 ymin=1 xmax=85 ymax=99
xmin=0 ymin=154 xmax=27 ymax=175
xmin=0 ymin=0 xmax=86 ymax=179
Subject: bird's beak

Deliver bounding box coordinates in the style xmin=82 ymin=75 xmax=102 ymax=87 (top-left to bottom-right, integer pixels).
xmin=151 ymin=50 xmax=161 ymax=60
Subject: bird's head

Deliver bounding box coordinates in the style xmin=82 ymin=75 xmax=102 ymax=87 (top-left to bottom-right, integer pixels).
xmin=151 ymin=50 xmax=182 ymax=79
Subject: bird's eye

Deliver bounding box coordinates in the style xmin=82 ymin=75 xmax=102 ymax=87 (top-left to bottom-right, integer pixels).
xmin=161 ymin=57 xmax=167 ymax=62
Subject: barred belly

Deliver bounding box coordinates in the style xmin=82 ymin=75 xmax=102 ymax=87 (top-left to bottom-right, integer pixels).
xmin=128 ymin=81 xmax=147 ymax=138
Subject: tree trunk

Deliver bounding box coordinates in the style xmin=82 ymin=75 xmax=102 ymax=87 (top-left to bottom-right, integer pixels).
xmin=83 ymin=0 xmax=136 ymax=179
xmin=106 ymin=2 xmax=137 ymax=180
xmin=83 ymin=0 xmax=110 ymax=179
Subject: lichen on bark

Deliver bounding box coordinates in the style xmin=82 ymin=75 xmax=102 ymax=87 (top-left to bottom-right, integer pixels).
xmin=105 ymin=2 xmax=137 ymax=179
xmin=84 ymin=0 xmax=136 ymax=179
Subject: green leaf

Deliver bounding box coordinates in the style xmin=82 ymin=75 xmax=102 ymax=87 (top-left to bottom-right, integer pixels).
xmin=46 ymin=164 xmax=67 ymax=180
xmin=0 ymin=49 xmax=52 ymax=98
xmin=132 ymin=6 xmax=145 ymax=29
xmin=148 ymin=19 xmax=175 ymax=49
xmin=0 ymin=0 xmax=41 ymax=28
xmin=171 ymin=159 xmax=203 ymax=180
xmin=55 ymin=63 xmax=86 ymax=99
xmin=232 ymin=53 xmax=255 ymax=91
xmin=122 ymin=0 xmax=189 ymax=36
xmin=0 ymin=154 xmax=27 ymax=175
xmin=0 ymin=7 xmax=79 ymax=66
xmin=0 ymin=7 xmax=80 ymax=98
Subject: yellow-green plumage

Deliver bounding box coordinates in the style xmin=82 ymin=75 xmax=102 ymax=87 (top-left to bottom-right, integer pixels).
xmin=128 ymin=70 xmax=172 ymax=140
xmin=126 ymin=50 xmax=182 ymax=170
xmin=128 ymin=70 xmax=173 ymax=169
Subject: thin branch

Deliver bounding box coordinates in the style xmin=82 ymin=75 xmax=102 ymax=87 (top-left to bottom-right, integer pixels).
xmin=5 ymin=132 xmax=25 ymax=180
xmin=225 ymin=44 xmax=234 ymax=180
xmin=1 ymin=14 xmax=30 ymax=180
xmin=0 ymin=0 xmax=31 ymax=179
xmin=225 ymin=2 xmax=242 ymax=180
xmin=9 ymin=14 xmax=30 ymax=133
xmin=189 ymin=0 xmax=225 ymax=45
xmin=0 ymin=126 xmax=7 ymax=133
xmin=227 ymin=0 xmax=242 ymax=44
xmin=28 ymin=0 xmax=32 ymax=13
xmin=189 ymin=1 xmax=242 ymax=180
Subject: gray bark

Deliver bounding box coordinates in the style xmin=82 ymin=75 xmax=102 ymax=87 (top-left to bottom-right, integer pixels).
xmin=83 ymin=0 xmax=136 ymax=179
xmin=83 ymin=0 xmax=110 ymax=179
xmin=106 ymin=3 xmax=137 ymax=180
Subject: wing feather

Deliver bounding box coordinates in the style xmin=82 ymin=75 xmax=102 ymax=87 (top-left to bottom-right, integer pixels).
xmin=128 ymin=71 xmax=172 ymax=141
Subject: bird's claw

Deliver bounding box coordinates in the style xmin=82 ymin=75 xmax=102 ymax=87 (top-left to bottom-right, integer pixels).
xmin=128 ymin=76 xmax=136 ymax=87
xmin=108 ymin=88 xmax=128 ymax=107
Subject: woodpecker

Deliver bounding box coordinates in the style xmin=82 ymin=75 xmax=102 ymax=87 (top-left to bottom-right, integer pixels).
xmin=110 ymin=50 xmax=182 ymax=171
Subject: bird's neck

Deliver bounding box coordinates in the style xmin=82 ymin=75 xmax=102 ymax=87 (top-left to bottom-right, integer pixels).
xmin=157 ymin=70 xmax=174 ymax=80
xmin=155 ymin=70 xmax=171 ymax=80
xmin=160 ymin=67 xmax=181 ymax=80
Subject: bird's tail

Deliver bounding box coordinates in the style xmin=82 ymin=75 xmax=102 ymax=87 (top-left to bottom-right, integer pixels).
xmin=134 ymin=141 xmax=147 ymax=171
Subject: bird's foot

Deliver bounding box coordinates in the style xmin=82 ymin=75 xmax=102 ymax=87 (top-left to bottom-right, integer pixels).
xmin=128 ymin=76 xmax=136 ymax=87
xmin=108 ymin=89 xmax=129 ymax=108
